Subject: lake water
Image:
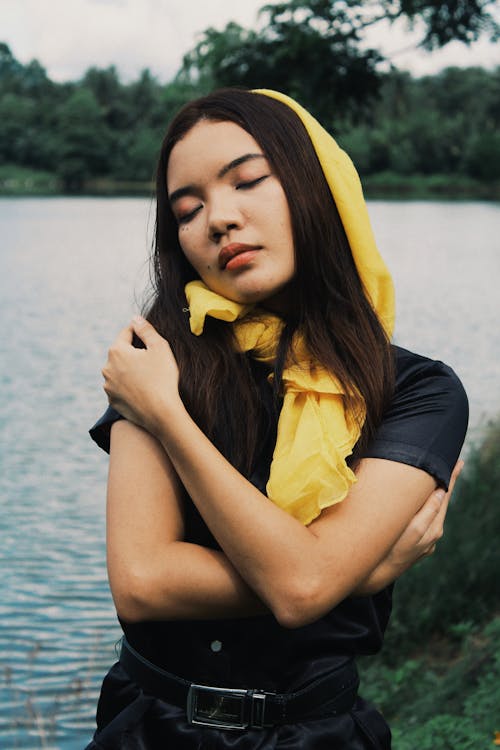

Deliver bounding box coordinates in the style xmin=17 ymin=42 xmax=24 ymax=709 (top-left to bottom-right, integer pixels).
xmin=1 ymin=197 xmax=499 ymax=748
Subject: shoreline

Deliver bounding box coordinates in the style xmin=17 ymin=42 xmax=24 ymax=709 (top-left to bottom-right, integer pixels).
xmin=1 ymin=168 xmax=499 ymax=201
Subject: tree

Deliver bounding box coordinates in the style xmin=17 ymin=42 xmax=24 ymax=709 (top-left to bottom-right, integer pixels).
xmin=0 ymin=42 xmax=23 ymax=93
xmin=83 ymin=66 xmax=129 ymax=130
xmin=179 ymin=0 xmax=500 ymax=125
xmin=55 ymin=88 xmax=111 ymax=191
xmin=385 ymin=0 xmax=500 ymax=48
xmin=179 ymin=11 xmax=383 ymax=125
xmin=0 ymin=93 xmax=36 ymax=164
xmin=126 ymin=69 xmax=162 ymax=128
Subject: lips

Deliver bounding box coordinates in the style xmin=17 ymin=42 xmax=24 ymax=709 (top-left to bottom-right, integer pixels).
xmin=218 ymin=243 xmax=260 ymax=270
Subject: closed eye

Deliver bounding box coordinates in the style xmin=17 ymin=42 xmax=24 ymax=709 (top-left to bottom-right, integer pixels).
xmin=177 ymin=205 xmax=202 ymax=225
xmin=236 ymin=175 xmax=269 ymax=190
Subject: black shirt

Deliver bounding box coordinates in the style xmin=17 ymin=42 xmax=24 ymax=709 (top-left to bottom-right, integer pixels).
xmin=89 ymin=345 xmax=468 ymax=693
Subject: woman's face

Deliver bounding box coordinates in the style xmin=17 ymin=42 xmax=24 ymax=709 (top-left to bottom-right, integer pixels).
xmin=166 ymin=120 xmax=295 ymax=308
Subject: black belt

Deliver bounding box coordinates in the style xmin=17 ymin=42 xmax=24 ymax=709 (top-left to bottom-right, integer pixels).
xmin=119 ymin=638 xmax=359 ymax=730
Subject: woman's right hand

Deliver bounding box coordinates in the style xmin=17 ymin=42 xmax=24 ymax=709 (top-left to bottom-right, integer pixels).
xmin=102 ymin=317 xmax=183 ymax=435
xmin=354 ymin=459 xmax=464 ymax=595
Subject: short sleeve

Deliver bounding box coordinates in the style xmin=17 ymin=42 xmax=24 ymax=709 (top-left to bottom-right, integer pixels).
xmin=363 ymin=346 xmax=469 ymax=489
xmin=89 ymin=405 xmax=124 ymax=454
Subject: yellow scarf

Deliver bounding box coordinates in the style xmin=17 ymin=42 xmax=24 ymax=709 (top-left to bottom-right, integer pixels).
xmin=186 ymin=280 xmax=363 ymax=525
xmin=184 ymin=91 xmax=395 ymax=526
xmin=253 ymin=89 xmax=395 ymax=337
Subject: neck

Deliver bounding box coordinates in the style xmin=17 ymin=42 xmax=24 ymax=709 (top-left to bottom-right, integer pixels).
xmin=260 ymin=282 xmax=296 ymax=318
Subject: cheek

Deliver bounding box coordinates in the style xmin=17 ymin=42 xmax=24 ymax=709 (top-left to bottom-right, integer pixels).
xmin=179 ymin=235 xmax=197 ymax=269
xmin=178 ymin=234 xmax=215 ymax=275
xmin=178 ymin=227 xmax=196 ymax=259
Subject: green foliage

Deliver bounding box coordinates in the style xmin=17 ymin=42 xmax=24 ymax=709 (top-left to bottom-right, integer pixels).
xmin=382 ymin=418 xmax=500 ymax=658
xmin=0 ymin=44 xmax=203 ymax=192
xmin=335 ymin=66 xmax=500 ymax=184
xmin=83 ymin=65 xmax=130 ymax=130
xmin=179 ymin=10 xmax=382 ymax=125
xmin=54 ymin=87 xmax=112 ymax=191
xmin=0 ymin=164 xmax=59 ymax=194
xmin=1 ymin=43 xmax=213 ymax=192
xmin=394 ymin=0 xmax=500 ymax=49
xmin=360 ymin=616 xmax=500 ymax=749
xmin=357 ymin=418 xmax=500 ymax=748
xmin=113 ymin=128 xmax=160 ymax=182
xmin=1 ymin=15 xmax=500 ymax=194
xmin=466 ymin=131 xmax=500 ymax=180
xmin=178 ymin=0 xmax=499 ymax=124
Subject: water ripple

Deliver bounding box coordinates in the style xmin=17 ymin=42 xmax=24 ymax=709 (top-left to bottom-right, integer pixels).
xmin=0 ymin=197 xmax=499 ymax=748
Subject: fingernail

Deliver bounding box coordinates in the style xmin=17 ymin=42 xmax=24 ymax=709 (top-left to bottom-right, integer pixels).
xmin=132 ymin=315 xmax=145 ymax=325
xmin=435 ymin=489 xmax=446 ymax=502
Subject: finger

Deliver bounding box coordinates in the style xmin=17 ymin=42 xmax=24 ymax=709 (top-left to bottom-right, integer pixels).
xmin=102 ymin=325 xmax=133 ymax=377
xmin=417 ymin=461 xmax=464 ymax=542
xmin=422 ymin=461 xmax=464 ymax=544
xmin=131 ymin=316 xmax=161 ymax=348
xmin=446 ymin=459 xmax=464 ymax=499
xmin=410 ymin=487 xmax=446 ymax=542
xmin=419 ymin=464 xmax=463 ymax=548
xmin=418 ymin=498 xmax=448 ymax=548
xmin=104 ymin=326 xmax=134 ymax=374
xmin=421 ymin=543 xmax=437 ymax=558
xmin=113 ymin=324 xmax=134 ymax=346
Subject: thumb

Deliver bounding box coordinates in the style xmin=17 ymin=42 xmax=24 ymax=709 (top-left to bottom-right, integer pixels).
xmin=131 ymin=315 xmax=160 ymax=347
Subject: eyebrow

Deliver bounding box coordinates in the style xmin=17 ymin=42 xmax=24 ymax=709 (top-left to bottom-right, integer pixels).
xmin=168 ymin=153 xmax=266 ymax=205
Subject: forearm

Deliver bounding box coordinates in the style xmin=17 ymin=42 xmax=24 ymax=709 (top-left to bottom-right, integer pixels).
xmin=351 ymin=559 xmax=402 ymax=596
xmin=106 ymin=420 xmax=267 ymax=623
xmin=102 ymin=320 xmax=398 ymax=625
xmin=112 ymin=541 xmax=267 ymax=623
xmin=151 ymin=398 xmax=432 ymax=629
xmin=352 ymin=464 xmax=460 ymax=596
xmin=103 ymin=320 xmax=458 ymax=624
xmin=153 ymin=402 xmax=328 ymax=624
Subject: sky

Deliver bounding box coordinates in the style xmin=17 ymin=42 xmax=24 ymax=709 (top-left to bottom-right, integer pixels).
xmin=1 ymin=0 xmax=499 ymax=84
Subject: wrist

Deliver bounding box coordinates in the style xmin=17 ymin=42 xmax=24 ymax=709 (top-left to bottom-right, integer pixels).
xmin=354 ymin=559 xmax=401 ymax=596
xmin=150 ymin=394 xmax=189 ymax=440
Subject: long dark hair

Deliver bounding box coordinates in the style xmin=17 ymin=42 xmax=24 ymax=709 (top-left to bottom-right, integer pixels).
xmin=146 ymin=88 xmax=394 ymax=474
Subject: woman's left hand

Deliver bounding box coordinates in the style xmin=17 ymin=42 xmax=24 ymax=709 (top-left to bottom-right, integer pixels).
xmin=385 ymin=458 xmax=464 ymax=568
xmin=353 ymin=459 xmax=464 ymax=595
xmin=102 ymin=317 xmax=182 ymax=434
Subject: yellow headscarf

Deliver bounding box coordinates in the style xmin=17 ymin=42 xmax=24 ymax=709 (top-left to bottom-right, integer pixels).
xmin=254 ymin=89 xmax=395 ymax=335
xmin=185 ymin=90 xmax=395 ymax=525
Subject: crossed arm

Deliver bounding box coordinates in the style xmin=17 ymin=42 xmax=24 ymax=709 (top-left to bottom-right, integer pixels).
xmin=103 ymin=318 xmax=462 ymax=628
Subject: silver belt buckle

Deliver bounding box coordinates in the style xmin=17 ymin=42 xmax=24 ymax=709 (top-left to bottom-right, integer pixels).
xmin=187 ymin=684 xmax=249 ymax=729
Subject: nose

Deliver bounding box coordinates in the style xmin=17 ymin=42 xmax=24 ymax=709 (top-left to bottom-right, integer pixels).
xmin=208 ymin=191 xmax=243 ymax=243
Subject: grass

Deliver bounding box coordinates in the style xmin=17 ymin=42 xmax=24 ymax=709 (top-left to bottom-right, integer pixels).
xmin=361 ymin=172 xmax=500 ymax=200
xmin=360 ymin=615 xmax=500 ymax=749
xmin=1 ymin=165 xmax=498 ymax=199
xmin=83 ymin=177 xmax=154 ymax=196
xmin=383 ymin=417 xmax=500 ymax=654
xmin=0 ymin=165 xmax=61 ymax=195
xmin=358 ymin=416 xmax=500 ymax=748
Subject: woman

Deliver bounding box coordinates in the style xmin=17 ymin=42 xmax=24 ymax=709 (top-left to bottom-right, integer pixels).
xmin=87 ymin=89 xmax=468 ymax=749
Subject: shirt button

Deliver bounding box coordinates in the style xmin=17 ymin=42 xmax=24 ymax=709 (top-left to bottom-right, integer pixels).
xmin=210 ymin=640 xmax=222 ymax=653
